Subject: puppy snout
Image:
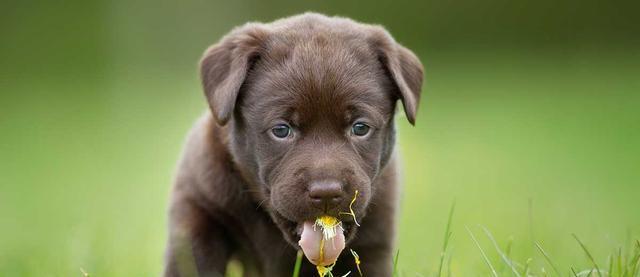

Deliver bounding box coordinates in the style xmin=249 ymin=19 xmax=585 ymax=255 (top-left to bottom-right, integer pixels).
xmin=308 ymin=180 xmax=344 ymax=209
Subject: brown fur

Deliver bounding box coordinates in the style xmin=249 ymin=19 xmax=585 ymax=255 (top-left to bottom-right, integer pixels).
xmin=164 ymin=13 xmax=423 ymax=277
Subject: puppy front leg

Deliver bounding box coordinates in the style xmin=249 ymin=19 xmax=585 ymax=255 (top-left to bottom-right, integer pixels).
xmin=164 ymin=199 xmax=232 ymax=277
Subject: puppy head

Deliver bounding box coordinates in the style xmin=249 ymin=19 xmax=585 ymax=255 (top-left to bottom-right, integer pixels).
xmin=200 ymin=13 xmax=423 ymax=245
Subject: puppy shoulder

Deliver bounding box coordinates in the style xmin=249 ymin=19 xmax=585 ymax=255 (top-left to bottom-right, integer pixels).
xmin=171 ymin=111 xmax=237 ymax=209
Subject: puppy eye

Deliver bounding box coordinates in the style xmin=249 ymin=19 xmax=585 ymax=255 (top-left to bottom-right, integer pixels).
xmin=351 ymin=122 xmax=370 ymax=137
xmin=271 ymin=124 xmax=292 ymax=139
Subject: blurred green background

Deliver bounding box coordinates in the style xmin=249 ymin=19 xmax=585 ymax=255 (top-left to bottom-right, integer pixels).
xmin=1 ymin=0 xmax=639 ymax=276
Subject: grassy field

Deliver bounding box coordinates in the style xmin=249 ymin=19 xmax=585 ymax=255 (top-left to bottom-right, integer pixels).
xmin=1 ymin=46 xmax=639 ymax=276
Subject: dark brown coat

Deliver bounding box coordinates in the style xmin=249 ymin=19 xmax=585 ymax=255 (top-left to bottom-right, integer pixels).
xmin=164 ymin=13 xmax=423 ymax=277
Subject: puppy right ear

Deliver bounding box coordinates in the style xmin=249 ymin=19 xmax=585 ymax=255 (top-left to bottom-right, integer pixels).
xmin=200 ymin=23 xmax=269 ymax=125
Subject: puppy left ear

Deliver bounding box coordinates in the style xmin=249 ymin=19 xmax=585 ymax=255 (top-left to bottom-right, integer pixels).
xmin=369 ymin=28 xmax=424 ymax=125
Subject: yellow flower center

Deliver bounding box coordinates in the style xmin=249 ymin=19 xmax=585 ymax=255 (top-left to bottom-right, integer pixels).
xmin=315 ymin=215 xmax=340 ymax=240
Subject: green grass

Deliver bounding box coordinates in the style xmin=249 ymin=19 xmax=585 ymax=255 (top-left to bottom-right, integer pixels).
xmin=291 ymin=205 xmax=640 ymax=277
xmin=1 ymin=48 xmax=639 ymax=276
xmin=467 ymin=226 xmax=499 ymax=277
xmin=535 ymin=242 xmax=562 ymax=276
xmin=437 ymin=202 xmax=456 ymax=277
xmin=393 ymin=249 xmax=400 ymax=277
xmin=293 ymin=251 xmax=303 ymax=277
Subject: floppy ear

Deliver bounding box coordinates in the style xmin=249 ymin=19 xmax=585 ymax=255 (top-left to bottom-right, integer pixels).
xmin=369 ymin=28 xmax=424 ymax=125
xmin=200 ymin=23 xmax=269 ymax=125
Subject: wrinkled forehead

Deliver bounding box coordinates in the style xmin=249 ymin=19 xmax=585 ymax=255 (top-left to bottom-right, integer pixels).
xmin=242 ymin=37 xmax=395 ymax=126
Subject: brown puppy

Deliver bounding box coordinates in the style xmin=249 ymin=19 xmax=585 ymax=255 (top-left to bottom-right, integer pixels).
xmin=164 ymin=13 xmax=423 ymax=277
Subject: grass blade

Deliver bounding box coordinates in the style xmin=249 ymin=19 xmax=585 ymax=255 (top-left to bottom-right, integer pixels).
xmin=535 ymin=242 xmax=562 ymax=276
xmin=632 ymin=240 xmax=640 ymax=277
xmin=392 ymin=249 xmax=400 ymax=277
xmin=504 ymin=237 xmax=514 ymax=277
xmin=466 ymin=226 xmax=498 ymax=277
xmin=437 ymin=201 xmax=456 ymax=277
xmin=523 ymin=258 xmax=532 ymax=277
xmin=616 ymin=248 xmax=622 ymax=277
xmin=632 ymin=253 xmax=640 ymax=277
xmin=481 ymin=226 xmax=521 ymax=277
xmin=571 ymin=267 xmax=579 ymax=277
xmin=292 ymin=250 xmax=303 ymax=277
xmin=573 ymin=234 xmax=602 ymax=277
xmin=607 ymin=254 xmax=613 ymax=277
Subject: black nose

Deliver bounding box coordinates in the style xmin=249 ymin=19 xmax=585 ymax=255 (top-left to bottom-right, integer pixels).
xmin=308 ymin=180 xmax=344 ymax=209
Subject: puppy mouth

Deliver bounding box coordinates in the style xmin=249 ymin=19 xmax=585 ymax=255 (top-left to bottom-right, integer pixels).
xmin=274 ymin=212 xmax=358 ymax=247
